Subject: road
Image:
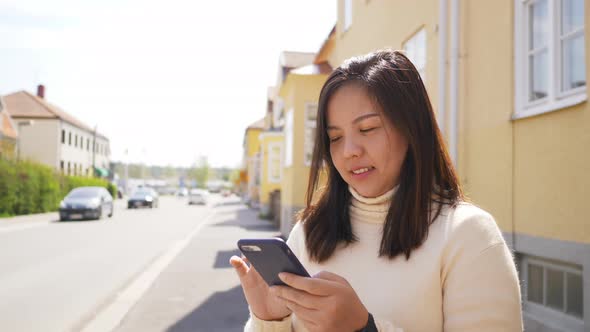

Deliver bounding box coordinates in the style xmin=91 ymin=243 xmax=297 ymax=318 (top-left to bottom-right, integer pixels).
xmin=0 ymin=194 xmax=280 ymax=332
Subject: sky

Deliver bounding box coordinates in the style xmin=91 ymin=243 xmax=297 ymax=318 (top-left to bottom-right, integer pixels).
xmin=0 ymin=0 xmax=336 ymax=168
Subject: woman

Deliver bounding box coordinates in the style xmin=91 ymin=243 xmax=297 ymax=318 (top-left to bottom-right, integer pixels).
xmin=231 ymin=50 xmax=523 ymax=331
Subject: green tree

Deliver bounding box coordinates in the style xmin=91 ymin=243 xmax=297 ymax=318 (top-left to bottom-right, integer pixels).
xmin=188 ymin=156 xmax=210 ymax=188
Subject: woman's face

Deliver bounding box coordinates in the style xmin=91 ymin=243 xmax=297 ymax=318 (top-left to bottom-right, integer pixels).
xmin=326 ymin=84 xmax=408 ymax=198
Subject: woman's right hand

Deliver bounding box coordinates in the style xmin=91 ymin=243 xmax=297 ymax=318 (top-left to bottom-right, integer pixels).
xmin=230 ymin=255 xmax=292 ymax=321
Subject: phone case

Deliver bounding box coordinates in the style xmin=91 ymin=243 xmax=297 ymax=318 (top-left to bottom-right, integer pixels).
xmin=237 ymin=238 xmax=310 ymax=286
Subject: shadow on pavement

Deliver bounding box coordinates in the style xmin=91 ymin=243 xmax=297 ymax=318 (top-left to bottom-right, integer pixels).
xmin=214 ymin=249 xmax=242 ymax=269
xmin=166 ymin=285 xmax=249 ymax=332
xmin=212 ymin=208 xmax=279 ymax=233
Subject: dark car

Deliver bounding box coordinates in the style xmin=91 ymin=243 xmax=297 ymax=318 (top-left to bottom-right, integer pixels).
xmin=128 ymin=188 xmax=159 ymax=209
xmin=59 ymin=186 xmax=114 ymax=221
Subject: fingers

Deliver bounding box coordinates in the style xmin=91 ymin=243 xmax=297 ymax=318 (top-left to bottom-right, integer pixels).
xmin=279 ymin=295 xmax=320 ymax=325
xmin=313 ymin=270 xmax=347 ymax=284
xmin=278 ymin=272 xmax=334 ymax=296
xmin=271 ymin=285 xmax=317 ymax=310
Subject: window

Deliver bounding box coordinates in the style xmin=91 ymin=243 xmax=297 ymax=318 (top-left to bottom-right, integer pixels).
xmin=284 ymin=109 xmax=294 ymax=167
xmin=403 ymin=28 xmax=427 ymax=81
xmin=60 ymin=161 xmax=64 ymax=172
xmin=75 ymin=135 xmax=78 ymax=148
xmin=343 ymin=0 xmax=353 ymax=32
xmin=268 ymin=142 xmax=282 ymax=183
xmin=515 ymin=0 xmax=586 ymax=118
xmin=68 ymin=132 xmax=72 ymax=146
xmin=61 ymin=130 xmax=65 ymax=144
xmin=522 ymin=256 xmax=583 ymax=324
xmin=67 ymin=162 xmax=71 ymax=175
xmin=87 ymin=139 xmax=90 ymax=151
xmin=304 ymin=103 xmax=318 ymax=166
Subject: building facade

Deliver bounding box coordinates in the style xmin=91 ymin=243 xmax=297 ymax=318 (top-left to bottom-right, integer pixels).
xmin=4 ymin=85 xmax=110 ymax=176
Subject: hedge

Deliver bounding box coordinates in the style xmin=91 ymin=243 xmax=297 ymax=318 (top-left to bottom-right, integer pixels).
xmin=0 ymin=158 xmax=117 ymax=217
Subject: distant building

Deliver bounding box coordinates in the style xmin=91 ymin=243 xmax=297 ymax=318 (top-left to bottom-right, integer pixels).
xmin=3 ymin=85 xmax=110 ymax=177
xmin=0 ymin=96 xmax=18 ymax=159
xmin=242 ymin=118 xmax=265 ymax=207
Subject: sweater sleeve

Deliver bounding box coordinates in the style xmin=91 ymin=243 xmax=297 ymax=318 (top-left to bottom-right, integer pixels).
xmin=244 ymin=312 xmax=292 ymax=332
xmin=441 ymin=208 xmax=523 ymax=331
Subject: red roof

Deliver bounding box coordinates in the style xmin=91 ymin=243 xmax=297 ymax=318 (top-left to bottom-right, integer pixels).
xmin=3 ymin=91 xmax=108 ymax=140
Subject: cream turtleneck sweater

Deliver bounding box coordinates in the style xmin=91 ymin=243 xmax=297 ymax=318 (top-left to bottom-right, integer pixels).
xmin=245 ymin=187 xmax=523 ymax=332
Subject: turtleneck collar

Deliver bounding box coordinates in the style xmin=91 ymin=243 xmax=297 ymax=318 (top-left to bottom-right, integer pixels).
xmin=348 ymin=186 xmax=397 ymax=224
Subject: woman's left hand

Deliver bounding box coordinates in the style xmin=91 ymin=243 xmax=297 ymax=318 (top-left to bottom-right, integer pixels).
xmin=270 ymin=271 xmax=369 ymax=332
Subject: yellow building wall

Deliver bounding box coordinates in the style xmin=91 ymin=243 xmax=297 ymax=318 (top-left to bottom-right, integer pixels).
xmin=459 ymin=0 xmax=514 ymax=233
xmin=462 ymin=1 xmax=590 ymax=244
xmin=329 ymin=0 xmax=590 ymax=244
xmin=259 ymin=133 xmax=283 ymax=206
xmin=513 ymin=104 xmax=590 ymax=243
xmin=246 ymin=128 xmax=262 ymax=158
xmin=245 ymin=128 xmax=262 ymax=202
xmin=279 ymin=73 xmax=327 ymax=223
xmin=331 ymin=0 xmax=439 ymax=103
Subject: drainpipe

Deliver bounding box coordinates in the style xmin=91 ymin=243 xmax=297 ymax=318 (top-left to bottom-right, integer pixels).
xmin=449 ymin=0 xmax=459 ymax=166
xmin=438 ymin=0 xmax=447 ymax=135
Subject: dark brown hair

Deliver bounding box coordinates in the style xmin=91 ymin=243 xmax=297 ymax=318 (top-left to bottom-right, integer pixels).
xmin=299 ymin=49 xmax=464 ymax=263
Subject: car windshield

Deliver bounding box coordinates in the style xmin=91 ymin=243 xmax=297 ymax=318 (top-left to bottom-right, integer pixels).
xmin=133 ymin=190 xmax=152 ymax=196
xmin=68 ymin=188 xmax=100 ymax=198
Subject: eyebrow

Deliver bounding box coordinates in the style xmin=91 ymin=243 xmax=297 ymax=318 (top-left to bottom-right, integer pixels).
xmin=327 ymin=113 xmax=381 ymax=130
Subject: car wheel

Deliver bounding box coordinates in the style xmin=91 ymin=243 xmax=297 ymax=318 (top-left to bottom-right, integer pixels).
xmin=108 ymin=204 xmax=113 ymax=218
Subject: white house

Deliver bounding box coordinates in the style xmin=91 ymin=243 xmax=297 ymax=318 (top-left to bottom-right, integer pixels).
xmin=3 ymin=85 xmax=110 ymax=177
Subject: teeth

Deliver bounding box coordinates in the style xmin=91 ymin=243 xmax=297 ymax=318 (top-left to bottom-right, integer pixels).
xmin=352 ymin=167 xmax=370 ymax=174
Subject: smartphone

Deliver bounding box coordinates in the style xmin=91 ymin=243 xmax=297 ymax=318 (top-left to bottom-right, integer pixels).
xmin=237 ymin=238 xmax=310 ymax=286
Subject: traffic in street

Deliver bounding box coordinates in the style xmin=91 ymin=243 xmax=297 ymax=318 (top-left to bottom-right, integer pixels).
xmin=0 ymin=194 xmax=279 ymax=332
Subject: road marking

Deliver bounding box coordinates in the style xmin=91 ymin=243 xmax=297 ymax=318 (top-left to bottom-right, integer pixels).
xmin=79 ymin=210 xmax=217 ymax=332
xmin=0 ymin=221 xmax=52 ymax=234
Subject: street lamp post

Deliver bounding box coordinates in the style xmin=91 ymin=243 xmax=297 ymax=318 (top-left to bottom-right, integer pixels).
xmin=16 ymin=120 xmax=34 ymax=161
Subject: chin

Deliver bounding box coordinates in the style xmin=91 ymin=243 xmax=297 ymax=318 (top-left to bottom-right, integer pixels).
xmin=354 ymin=187 xmax=380 ymax=198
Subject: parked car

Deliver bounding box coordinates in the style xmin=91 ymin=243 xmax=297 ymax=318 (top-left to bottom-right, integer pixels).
xmin=128 ymin=187 xmax=159 ymax=208
xmin=188 ymin=189 xmax=208 ymax=205
xmin=176 ymin=188 xmax=188 ymax=197
xmin=59 ymin=186 xmax=114 ymax=221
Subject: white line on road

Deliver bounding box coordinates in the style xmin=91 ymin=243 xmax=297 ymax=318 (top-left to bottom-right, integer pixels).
xmin=79 ymin=210 xmax=217 ymax=332
xmin=0 ymin=221 xmax=52 ymax=234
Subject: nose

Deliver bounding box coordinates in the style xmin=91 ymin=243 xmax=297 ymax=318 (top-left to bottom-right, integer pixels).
xmin=342 ymin=136 xmax=362 ymax=159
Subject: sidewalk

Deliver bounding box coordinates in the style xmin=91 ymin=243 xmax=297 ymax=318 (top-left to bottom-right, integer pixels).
xmin=113 ymin=199 xmax=281 ymax=332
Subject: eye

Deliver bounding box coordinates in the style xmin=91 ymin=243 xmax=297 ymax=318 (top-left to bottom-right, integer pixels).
xmin=329 ymin=136 xmax=341 ymax=143
xmin=360 ymin=127 xmax=376 ymax=133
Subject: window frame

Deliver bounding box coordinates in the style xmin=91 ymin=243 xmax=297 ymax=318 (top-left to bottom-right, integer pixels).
xmin=514 ymin=0 xmax=587 ymax=120
xmin=267 ymin=141 xmax=282 ymax=183
xmin=343 ymin=0 xmax=353 ymax=32
xmin=284 ymin=109 xmax=294 ymax=167
xmin=303 ymin=102 xmax=318 ymax=167
xmin=521 ymin=256 xmax=584 ymax=331
xmin=403 ymin=27 xmax=427 ymax=82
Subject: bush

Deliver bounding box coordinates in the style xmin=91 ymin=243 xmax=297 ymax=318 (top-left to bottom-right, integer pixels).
xmin=0 ymin=158 xmax=113 ymax=217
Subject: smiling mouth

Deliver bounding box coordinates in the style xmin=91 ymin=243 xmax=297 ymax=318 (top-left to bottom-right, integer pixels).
xmin=351 ymin=167 xmax=374 ymax=175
